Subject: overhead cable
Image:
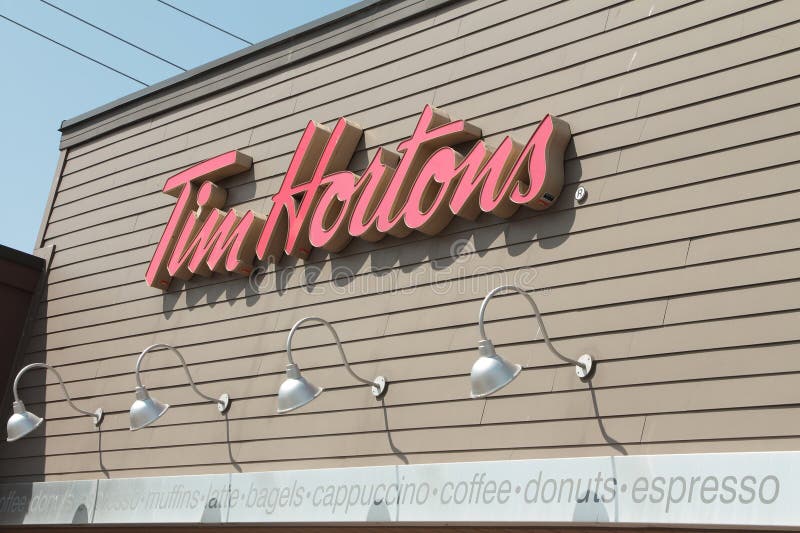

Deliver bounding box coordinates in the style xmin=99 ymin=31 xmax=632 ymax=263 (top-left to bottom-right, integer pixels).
xmin=155 ymin=0 xmax=253 ymax=46
xmin=40 ymin=0 xmax=186 ymax=71
xmin=0 ymin=12 xmax=148 ymax=86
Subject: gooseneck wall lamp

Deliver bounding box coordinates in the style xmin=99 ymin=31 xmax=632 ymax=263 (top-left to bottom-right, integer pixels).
xmin=277 ymin=317 xmax=388 ymax=413
xmin=129 ymin=343 xmax=231 ymax=430
xmin=6 ymin=363 xmax=103 ymax=442
xmin=470 ymin=285 xmax=594 ymax=398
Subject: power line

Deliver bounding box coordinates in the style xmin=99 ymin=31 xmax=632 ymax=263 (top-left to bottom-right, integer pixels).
xmin=0 ymin=12 xmax=148 ymax=86
xmin=155 ymin=0 xmax=252 ymax=46
xmin=40 ymin=0 xmax=186 ymax=72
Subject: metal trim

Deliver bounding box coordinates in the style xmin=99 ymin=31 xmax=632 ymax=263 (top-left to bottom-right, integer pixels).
xmin=34 ymin=148 xmax=67 ymax=248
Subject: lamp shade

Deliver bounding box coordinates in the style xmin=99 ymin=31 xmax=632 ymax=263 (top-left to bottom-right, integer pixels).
xmin=129 ymin=386 xmax=170 ymax=430
xmin=277 ymin=364 xmax=323 ymax=413
xmin=6 ymin=400 xmax=43 ymax=442
xmin=470 ymin=339 xmax=522 ymax=398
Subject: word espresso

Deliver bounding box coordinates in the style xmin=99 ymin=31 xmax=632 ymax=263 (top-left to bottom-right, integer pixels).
xmin=146 ymin=105 xmax=571 ymax=289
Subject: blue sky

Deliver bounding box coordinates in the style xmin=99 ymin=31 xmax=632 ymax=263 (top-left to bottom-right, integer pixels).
xmin=0 ymin=0 xmax=358 ymax=253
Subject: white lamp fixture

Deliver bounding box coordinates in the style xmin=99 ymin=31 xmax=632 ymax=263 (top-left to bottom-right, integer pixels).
xmin=277 ymin=316 xmax=387 ymax=414
xmin=129 ymin=343 xmax=231 ymax=431
xmin=6 ymin=363 xmax=103 ymax=442
xmin=470 ymin=285 xmax=594 ymax=398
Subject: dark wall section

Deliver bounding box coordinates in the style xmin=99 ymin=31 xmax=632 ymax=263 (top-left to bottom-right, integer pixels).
xmin=0 ymin=246 xmax=44 ymax=400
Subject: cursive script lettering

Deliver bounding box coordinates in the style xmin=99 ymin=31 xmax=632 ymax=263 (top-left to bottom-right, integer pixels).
xmin=145 ymin=105 xmax=571 ymax=289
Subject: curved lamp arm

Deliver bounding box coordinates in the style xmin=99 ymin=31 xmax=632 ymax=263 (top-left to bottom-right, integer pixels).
xmin=136 ymin=343 xmax=230 ymax=411
xmin=478 ymin=285 xmax=593 ymax=378
xmin=13 ymin=363 xmax=103 ymax=425
xmin=287 ymin=317 xmax=387 ymax=396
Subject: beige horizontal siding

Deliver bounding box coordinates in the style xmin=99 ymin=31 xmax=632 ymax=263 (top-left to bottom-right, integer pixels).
xmin=36 ymin=237 xmax=689 ymax=339
xmin=6 ymin=348 xmax=800 ymax=458
xmin=38 ymin=124 xmax=800 ymax=309
xmin=26 ymin=235 xmax=800 ymax=358
xmin=43 ymin=54 xmax=800 ymax=267
xmin=13 ymin=341 xmax=800 ymax=439
xmin=19 ymin=270 xmax=798 ymax=415
xmin=15 ymin=302 xmax=800 ymax=433
xmin=36 ymin=166 xmax=800 ymax=324
xmin=23 ymin=193 xmax=791 ymax=384
xmin=39 ymin=123 xmax=800 ymax=307
xmin=3 ymin=0 xmax=799 ymax=482
xmin=45 ymin=0 xmax=781 ymax=230
xmin=39 ymin=111 xmax=796 ymax=296
xmin=21 ymin=195 xmax=791 ymax=400
xmin=47 ymin=0 xmax=767 ymax=220
xmin=44 ymin=61 xmax=800 ymax=245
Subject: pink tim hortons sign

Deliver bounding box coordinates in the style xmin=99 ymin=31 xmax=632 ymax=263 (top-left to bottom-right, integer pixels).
xmin=145 ymin=105 xmax=571 ymax=289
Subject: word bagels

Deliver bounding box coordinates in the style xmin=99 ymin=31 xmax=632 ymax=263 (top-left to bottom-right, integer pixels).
xmin=146 ymin=105 xmax=571 ymax=289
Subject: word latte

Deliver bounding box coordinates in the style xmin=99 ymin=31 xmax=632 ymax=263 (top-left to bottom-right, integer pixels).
xmin=146 ymin=105 xmax=571 ymax=289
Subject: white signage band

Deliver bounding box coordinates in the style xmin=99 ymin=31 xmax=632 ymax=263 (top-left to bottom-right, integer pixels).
xmin=0 ymin=451 xmax=796 ymax=529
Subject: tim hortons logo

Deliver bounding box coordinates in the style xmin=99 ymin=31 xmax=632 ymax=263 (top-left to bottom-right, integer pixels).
xmin=145 ymin=105 xmax=571 ymax=289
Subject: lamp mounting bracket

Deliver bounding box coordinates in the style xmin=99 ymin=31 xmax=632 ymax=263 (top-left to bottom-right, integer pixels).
xmin=217 ymin=394 xmax=231 ymax=413
xmin=371 ymin=376 xmax=388 ymax=399
xmin=575 ymin=354 xmax=594 ymax=380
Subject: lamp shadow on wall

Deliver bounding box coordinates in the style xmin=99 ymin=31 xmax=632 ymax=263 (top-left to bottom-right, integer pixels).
xmin=580 ymin=374 xmax=625 ymax=524
xmin=586 ymin=374 xmax=628 ymax=456
xmin=162 ymin=268 xmax=266 ymax=319
xmin=96 ymin=426 xmax=110 ymax=478
xmin=223 ymin=411 xmax=242 ymax=472
xmin=379 ymin=397 xmax=408 ymax=465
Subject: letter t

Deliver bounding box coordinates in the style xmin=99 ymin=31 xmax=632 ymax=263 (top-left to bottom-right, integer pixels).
xmin=145 ymin=150 xmax=252 ymax=289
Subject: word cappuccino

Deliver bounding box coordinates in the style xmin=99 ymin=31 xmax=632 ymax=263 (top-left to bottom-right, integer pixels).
xmin=146 ymin=105 xmax=571 ymax=289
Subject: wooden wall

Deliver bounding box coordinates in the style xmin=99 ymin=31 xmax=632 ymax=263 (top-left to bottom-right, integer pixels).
xmin=2 ymin=0 xmax=800 ymax=481
xmin=0 ymin=246 xmax=45 ymax=409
